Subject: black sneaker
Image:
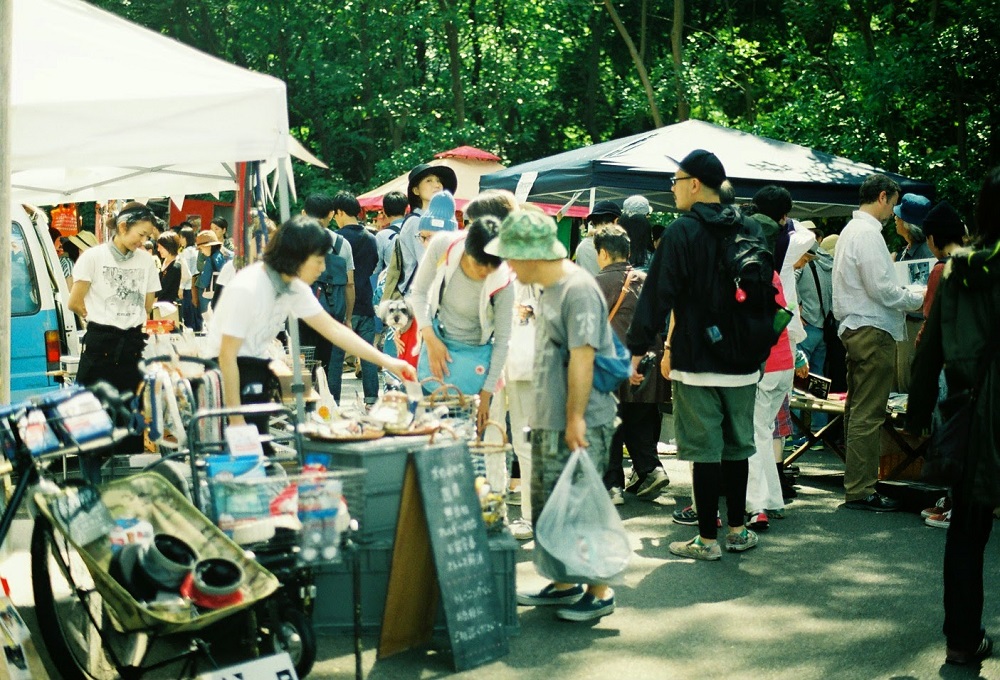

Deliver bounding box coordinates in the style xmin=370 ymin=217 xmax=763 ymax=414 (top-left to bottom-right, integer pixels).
xmin=844 ymin=493 xmax=899 ymax=513
xmin=947 ymin=635 xmax=994 ymax=666
xmin=555 ymin=590 xmax=616 ymax=622
xmin=516 ymin=583 xmax=584 ymax=607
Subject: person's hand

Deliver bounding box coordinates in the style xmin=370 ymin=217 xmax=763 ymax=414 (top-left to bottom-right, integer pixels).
xmin=422 ymin=328 xmax=451 ymax=379
xmin=228 ymin=414 xmax=246 ymax=427
xmin=660 ymin=345 xmax=672 ymax=380
xmin=476 ymin=391 xmax=492 ymax=436
xmin=629 ymin=354 xmax=644 ymax=386
xmin=385 ymin=357 xmax=417 ymax=382
xmin=795 ymin=363 xmax=810 ymax=379
xmin=565 ymin=414 xmax=588 ymax=450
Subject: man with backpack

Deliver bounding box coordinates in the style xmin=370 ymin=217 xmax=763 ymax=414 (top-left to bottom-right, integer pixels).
xmin=593 ymin=225 xmax=670 ymax=506
xmin=332 ymin=191 xmax=380 ymax=406
xmin=301 ymin=194 xmax=355 ymax=401
xmin=374 ymin=190 xmax=407 ymax=281
xmin=628 ymin=149 xmax=779 ymax=561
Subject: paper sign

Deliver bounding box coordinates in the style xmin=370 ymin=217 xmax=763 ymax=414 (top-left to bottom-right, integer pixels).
xmin=195 ymin=652 xmax=297 ymax=680
xmin=513 ymin=171 xmax=537 ymax=203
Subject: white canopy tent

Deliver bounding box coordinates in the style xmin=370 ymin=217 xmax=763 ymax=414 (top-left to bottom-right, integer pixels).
xmin=2 ymin=0 xmax=318 ymax=413
xmin=9 ymin=0 xmax=297 ymax=205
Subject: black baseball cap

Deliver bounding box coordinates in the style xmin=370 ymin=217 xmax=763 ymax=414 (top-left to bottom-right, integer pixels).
xmin=670 ymin=149 xmax=726 ymax=190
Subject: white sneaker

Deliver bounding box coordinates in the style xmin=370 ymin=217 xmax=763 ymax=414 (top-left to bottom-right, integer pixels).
xmin=508 ymin=518 xmax=533 ymax=540
xmin=609 ymin=487 xmax=624 ymax=506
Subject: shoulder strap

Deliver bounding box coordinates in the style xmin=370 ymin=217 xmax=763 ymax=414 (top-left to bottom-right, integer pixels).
xmin=609 ymin=269 xmax=638 ymax=321
xmin=808 ymin=260 xmax=827 ymax=318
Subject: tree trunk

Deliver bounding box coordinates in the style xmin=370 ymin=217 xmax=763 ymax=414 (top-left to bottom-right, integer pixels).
xmin=670 ymin=0 xmax=690 ymax=121
xmin=603 ymin=0 xmax=663 ymax=128
xmin=436 ymin=0 xmax=466 ymax=129
xmin=846 ymin=0 xmax=877 ymax=61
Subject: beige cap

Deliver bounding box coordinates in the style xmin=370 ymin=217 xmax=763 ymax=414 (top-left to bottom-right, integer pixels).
xmin=195 ymin=230 xmax=221 ymax=246
xmin=820 ymin=234 xmax=839 ymax=255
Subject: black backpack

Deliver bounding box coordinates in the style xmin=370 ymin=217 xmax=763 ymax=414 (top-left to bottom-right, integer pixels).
xmin=701 ymin=215 xmax=783 ymax=373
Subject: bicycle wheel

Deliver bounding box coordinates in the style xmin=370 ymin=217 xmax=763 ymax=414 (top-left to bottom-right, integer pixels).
xmin=31 ymin=515 xmax=149 ymax=680
xmin=264 ymin=606 xmax=316 ymax=678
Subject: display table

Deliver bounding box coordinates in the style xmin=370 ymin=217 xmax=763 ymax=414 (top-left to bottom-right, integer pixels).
xmin=785 ymin=392 xmax=846 ymax=467
xmin=785 ymin=392 xmax=928 ymax=482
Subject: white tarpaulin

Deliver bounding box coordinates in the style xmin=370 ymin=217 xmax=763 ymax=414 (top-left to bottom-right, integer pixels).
xmin=10 ymin=0 xmax=294 ymax=205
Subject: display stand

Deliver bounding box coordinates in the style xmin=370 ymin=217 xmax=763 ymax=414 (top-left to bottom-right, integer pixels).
xmin=378 ymin=444 xmax=508 ymax=672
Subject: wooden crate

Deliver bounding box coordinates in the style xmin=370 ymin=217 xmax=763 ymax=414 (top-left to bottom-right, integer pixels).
xmin=878 ymin=426 xmax=926 ymax=481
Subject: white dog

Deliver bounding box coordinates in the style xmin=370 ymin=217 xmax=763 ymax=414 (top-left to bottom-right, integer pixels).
xmin=376 ymin=298 xmax=415 ymax=335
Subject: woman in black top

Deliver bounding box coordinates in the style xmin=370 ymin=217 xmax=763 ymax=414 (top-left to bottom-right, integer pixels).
xmin=156 ymin=231 xmax=182 ymax=303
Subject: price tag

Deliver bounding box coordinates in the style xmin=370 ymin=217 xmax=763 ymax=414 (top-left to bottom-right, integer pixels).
xmin=195 ymin=652 xmax=297 ymax=680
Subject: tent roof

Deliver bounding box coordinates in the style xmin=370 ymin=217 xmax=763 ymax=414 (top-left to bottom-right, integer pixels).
xmin=358 ymin=148 xmax=588 ymax=217
xmin=10 ymin=0 xmax=292 ymax=205
xmin=480 ymin=120 xmax=934 ymax=219
xmin=434 ymin=146 xmax=501 ymax=162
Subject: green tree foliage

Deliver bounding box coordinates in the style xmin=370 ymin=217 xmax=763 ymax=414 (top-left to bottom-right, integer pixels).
xmin=88 ymin=0 xmax=996 ymax=219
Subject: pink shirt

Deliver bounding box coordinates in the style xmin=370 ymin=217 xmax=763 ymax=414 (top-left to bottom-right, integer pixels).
xmin=765 ymin=272 xmax=794 ymax=373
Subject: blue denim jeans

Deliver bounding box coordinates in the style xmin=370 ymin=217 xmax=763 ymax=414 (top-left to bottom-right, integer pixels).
xmin=796 ymin=323 xmax=827 ymax=430
xmin=328 ymin=315 xmax=379 ymax=405
xmin=181 ymin=289 xmax=202 ymax=332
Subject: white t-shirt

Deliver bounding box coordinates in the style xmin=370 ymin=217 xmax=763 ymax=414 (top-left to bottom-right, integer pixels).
xmin=206 ymin=262 xmax=323 ymax=359
xmin=74 ymin=243 xmax=160 ymax=329
xmin=216 ymin=260 xmax=237 ymax=288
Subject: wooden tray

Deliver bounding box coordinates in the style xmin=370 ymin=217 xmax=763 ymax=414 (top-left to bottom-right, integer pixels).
xmin=304 ymin=429 xmax=385 ymax=442
xmin=384 ymin=424 xmax=441 ymax=437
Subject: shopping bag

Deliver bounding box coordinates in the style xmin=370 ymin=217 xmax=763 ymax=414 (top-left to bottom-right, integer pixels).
xmin=417 ymin=318 xmax=492 ymax=395
xmin=534 ymin=448 xmax=631 ymax=583
xmin=314 ymin=360 xmax=338 ymax=414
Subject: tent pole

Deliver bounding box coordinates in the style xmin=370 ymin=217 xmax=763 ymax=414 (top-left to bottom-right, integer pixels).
xmin=278 ymin=157 xmax=307 ymax=424
xmin=1 ymin=0 xmax=13 ymax=405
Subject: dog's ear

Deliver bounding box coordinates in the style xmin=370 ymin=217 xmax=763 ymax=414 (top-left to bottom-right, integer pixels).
xmin=376 ymin=299 xmax=389 ymax=319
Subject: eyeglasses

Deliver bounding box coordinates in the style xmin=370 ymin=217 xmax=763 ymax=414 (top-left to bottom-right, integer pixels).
xmin=670 ymin=176 xmax=695 ymax=187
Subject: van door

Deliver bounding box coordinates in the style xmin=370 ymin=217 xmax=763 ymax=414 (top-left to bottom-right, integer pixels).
xmin=8 ymin=205 xmax=80 ymax=401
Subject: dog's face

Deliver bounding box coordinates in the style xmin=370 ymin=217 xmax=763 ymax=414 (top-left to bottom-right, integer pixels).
xmin=377 ymin=299 xmax=414 ymax=332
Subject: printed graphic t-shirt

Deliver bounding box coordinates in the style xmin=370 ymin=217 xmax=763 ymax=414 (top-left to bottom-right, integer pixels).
xmin=74 ymin=243 xmax=160 ymax=329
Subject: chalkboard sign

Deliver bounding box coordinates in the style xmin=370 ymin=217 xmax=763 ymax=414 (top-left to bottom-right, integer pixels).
xmin=378 ymin=441 xmax=508 ymax=671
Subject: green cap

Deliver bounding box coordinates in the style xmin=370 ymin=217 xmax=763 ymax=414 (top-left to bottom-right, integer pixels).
xmin=484 ymin=209 xmax=568 ymax=261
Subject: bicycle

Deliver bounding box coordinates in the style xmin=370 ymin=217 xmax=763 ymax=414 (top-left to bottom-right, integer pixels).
xmin=0 ymin=383 xmax=291 ymax=679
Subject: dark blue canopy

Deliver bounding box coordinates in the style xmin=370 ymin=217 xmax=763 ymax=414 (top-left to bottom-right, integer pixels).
xmin=480 ymin=120 xmax=934 ymax=219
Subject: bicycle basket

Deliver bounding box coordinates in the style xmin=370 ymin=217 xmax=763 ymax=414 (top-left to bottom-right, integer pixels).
xmin=33 ymin=473 xmax=280 ymax=635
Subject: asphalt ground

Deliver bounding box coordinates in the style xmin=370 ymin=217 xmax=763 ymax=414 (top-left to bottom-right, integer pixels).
xmin=302 ymin=448 xmax=998 ymax=680
xmin=2 ymin=376 xmax=997 ymax=679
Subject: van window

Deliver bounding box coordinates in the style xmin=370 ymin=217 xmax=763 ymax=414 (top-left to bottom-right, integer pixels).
xmin=11 ymin=221 xmax=41 ymax=316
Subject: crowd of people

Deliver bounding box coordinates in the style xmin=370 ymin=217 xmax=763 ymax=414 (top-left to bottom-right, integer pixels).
xmin=58 ymin=155 xmax=1000 ymax=660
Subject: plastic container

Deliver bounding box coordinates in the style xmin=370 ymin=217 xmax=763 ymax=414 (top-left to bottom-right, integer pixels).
xmin=303 ymin=436 xmax=426 ymax=544
xmin=312 ymin=531 xmax=519 ymax=635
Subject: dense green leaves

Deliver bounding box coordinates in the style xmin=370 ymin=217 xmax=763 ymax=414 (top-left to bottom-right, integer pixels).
xmin=87 ymin=0 xmax=996 ymax=219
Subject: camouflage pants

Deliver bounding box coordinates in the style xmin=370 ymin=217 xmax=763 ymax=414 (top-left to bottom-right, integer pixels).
xmin=529 ymin=424 xmax=615 ymax=527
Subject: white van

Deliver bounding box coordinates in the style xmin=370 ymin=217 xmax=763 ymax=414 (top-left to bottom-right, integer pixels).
xmin=7 ymin=204 xmax=80 ymax=401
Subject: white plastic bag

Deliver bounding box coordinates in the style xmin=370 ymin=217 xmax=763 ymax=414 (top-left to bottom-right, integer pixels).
xmin=314 ymin=362 xmax=337 ymax=414
xmin=534 ymin=448 xmax=632 ymax=583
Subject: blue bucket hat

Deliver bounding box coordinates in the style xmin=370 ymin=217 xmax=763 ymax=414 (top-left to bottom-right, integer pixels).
xmin=417 ymin=191 xmax=458 ymax=233
xmin=893 ymin=193 xmax=932 ymax=226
